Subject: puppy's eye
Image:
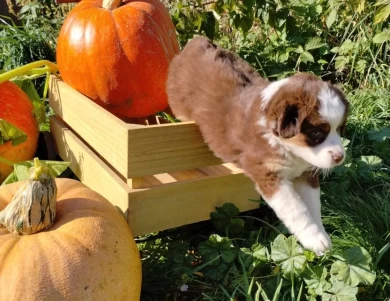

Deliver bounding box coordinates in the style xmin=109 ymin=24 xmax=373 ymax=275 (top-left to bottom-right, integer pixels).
xmin=310 ymin=130 xmax=324 ymax=139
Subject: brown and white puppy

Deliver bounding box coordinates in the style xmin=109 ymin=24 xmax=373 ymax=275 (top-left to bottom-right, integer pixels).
xmin=166 ymin=37 xmax=348 ymax=255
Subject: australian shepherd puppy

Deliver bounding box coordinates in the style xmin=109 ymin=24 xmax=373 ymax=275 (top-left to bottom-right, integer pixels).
xmin=166 ymin=37 xmax=348 ymax=255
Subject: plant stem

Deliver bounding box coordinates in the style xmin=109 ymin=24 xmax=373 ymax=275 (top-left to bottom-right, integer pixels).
xmin=0 ymin=60 xmax=58 ymax=84
xmin=0 ymin=156 xmax=16 ymax=166
xmin=102 ymin=0 xmax=122 ymax=10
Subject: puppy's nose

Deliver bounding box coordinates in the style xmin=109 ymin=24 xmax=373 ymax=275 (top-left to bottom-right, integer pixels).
xmin=332 ymin=153 xmax=344 ymax=163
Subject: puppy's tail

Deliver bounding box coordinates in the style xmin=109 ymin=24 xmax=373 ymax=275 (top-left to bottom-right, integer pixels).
xmin=166 ymin=36 xmax=261 ymax=121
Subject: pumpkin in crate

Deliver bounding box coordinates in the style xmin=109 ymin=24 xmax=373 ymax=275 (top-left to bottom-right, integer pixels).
xmin=0 ymin=81 xmax=39 ymax=183
xmin=0 ymin=177 xmax=142 ymax=300
xmin=56 ymin=0 xmax=180 ymax=118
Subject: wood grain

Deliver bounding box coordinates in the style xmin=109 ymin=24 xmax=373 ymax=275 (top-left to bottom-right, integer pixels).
xmin=49 ymin=76 xmax=138 ymax=177
xmin=127 ymin=173 xmax=260 ymax=235
xmin=50 ymin=117 xmax=130 ymax=214
xmin=126 ymin=122 xmax=222 ymax=177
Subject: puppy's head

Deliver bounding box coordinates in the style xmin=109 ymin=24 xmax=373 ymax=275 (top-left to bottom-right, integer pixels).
xmin=260 ymin=73 xmax=349 ymax=169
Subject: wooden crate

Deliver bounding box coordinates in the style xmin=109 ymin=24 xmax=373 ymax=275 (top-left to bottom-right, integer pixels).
xmin=48 ymin=76 xmax=260 ymax=236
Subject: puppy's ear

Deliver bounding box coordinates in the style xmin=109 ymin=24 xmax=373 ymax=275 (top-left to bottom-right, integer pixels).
xmin=329 ymin=83 xmax=349 ymax=135
xmin=275 ymin=104 xmax=302 ymax=138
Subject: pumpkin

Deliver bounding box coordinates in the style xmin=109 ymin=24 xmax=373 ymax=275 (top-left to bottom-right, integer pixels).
xmin=0 ymin=81 xmax=39 ymax=183
xmin=0 ymin=178 xmax=142 ymax=300
xmin=56 ymin=0 xmax=180 ymax=118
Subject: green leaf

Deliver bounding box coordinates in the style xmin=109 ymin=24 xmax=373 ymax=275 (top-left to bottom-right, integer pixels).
xmin=239 ymin=243 xmax=268 ymax=270
xmin=211 ymin=203 xmax=244 ymax=235
xmin=199 ymin=234 xmax=237 ymax=266
xmin=331 ymin=47 xmax=340 ymax=53
xmin=360 ymin=155 xmax=382 ymax=167
xmin=322 ymin=280 xmax=358 ymax=301
xmin=239 ymin=15 xmax=254 ymax=34
xmin=278 ymin=52 xmax=289 ymax=63
xmin=368 ymin=128 xmax=390 ymax=142
xmin=326 ymin=9 xmax=337 ymax=28
xmin=300 ymin=51 xmax=315 ymax=63
xmin=343 ymin=138 xmax=351 ymax=147
xmin=374 ymin=4 xmax=390 ymax=24
xmin=271 ymin=234 xmax=306 ymax=277
xmin=303 ymin=265 xmax=331 ymax=296
xmin=355 ymin=59 xmax=367 ymax=73
xmin=373 ymin=29 xmax=390 ymax=43
xmin=339 ymin=40 xmax=356 ymax=53
xmin=1 ymin=160 xmax=70 ymax=185
xmin=335 ymin=56 xmax=349 ymax=70
xmin=0 ymin=119 xmax=28 ymax=146
xmin=305 ymin=37 xmax=325 ymax=50
xmin=295 ymin=45 xmax=304 ymax=54
xmin=200 ymin=12 xmax=217 ymax=40
xmin=330 ymin=247 xmax=376 ymax=287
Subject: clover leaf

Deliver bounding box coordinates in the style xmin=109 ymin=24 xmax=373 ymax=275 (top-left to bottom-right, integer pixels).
xmin=367 ymin=127 xmax=390 ymax=142
xmin=271 ymin=234 xmax=307 ymax=277
xmin=330 ymin=247 xmax=376 ymax=287
xmin=322 ymin=280 xmax=358 ymax=301
xmin=210 ymin=202 xmax=244 ymax=235
xmin=303 ymin=265 xmax=331 ymax=296
xmin=239 ymin=243 xmax=268 ymax=271
xmin=198 ymin=234 xmax=237 ymax=267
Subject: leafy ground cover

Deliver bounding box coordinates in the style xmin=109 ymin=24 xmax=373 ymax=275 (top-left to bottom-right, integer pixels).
xmin=1 ymin=0 xmax=390 ymax=300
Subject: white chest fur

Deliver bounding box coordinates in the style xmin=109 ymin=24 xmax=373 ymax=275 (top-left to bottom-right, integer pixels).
xmin=280 ymin=156 xmax=312 ymax=180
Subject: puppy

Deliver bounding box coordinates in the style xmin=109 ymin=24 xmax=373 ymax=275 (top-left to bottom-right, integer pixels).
xmin=166 ymin=37 xmax=348 ymax=255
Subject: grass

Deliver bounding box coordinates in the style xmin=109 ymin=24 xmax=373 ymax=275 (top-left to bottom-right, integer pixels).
xmin=320 ymin=87 xmax=390 ymax=299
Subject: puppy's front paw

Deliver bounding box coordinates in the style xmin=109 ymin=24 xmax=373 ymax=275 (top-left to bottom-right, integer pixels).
xmin=296 ymin=225 xmax=332 ymax=256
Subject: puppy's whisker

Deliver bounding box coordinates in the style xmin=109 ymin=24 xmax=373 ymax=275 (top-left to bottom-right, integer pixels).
xmin=311 ymin=166 xmax=321 ymax=177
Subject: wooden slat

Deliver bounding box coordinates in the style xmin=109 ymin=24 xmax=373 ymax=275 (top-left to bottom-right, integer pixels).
xmin=49 ymin=76 xmax=222 ymax=178
xmin=126 ymin=123 xmax=222 ymax=177
xmin=49 ymin=76 xmax=139 ymax=177
xmin=50 ymin=117 xmax=130 ymax=214
xmin=127 ymin=173 xmax=260 ymax=236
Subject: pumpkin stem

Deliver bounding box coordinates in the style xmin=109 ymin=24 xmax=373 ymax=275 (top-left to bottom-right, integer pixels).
xmin=102 ymin=0 xmax=122 ymax=10
xmin=0 ymin=157 xmax=57 ymax=235
xmin=0 ymin=60 xmax=58 ymax=85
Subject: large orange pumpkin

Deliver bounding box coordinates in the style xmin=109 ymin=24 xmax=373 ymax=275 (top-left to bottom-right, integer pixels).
xmin=0 ymin=178 xmax=142 ymax=300
xmin=0 ymin=81 xmax=39 ymax=183
xmin=56 ymin=0 xmax=180 ymax=118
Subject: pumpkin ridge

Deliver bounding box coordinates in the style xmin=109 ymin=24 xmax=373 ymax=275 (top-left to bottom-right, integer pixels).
xmin=34 ymin=235 xmax=73 ymax=298
xmin=131 ymin=0 xmax=180 ymax=55
xmin=0 ymin=237 xmax=19 ymax=275
xmin=112 ymin=6 xmax=172 ymax=114
xmin=85 ymin=11 xmax=114 ymax=102
xmin=113 ymin=7 xmax=171 ymax=62
xmin=120 ymin=1 xmax=175 ymax=59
